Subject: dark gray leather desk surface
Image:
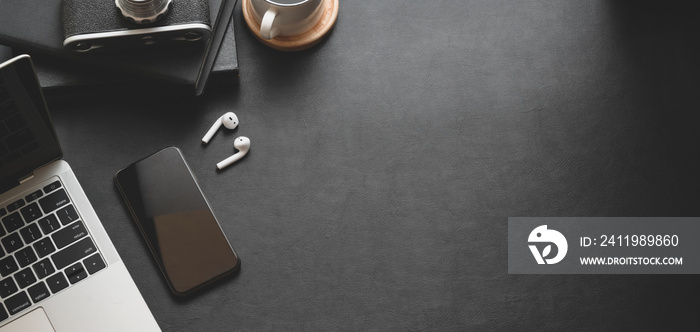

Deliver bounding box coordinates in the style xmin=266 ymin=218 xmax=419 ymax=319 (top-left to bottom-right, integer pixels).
xmin=48 ymin=0 xmax=700 ymax=330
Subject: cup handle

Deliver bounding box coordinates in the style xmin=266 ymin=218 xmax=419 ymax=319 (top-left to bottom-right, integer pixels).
xmin=260 ymin=8 xmax=281 ymax=39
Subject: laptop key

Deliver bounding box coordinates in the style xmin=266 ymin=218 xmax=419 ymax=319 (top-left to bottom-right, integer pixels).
xmin=51 ymin=237 xmax=97 ymax=270
xmin=46 ymin=272 xmax=69 ymax=294
xmin=66 ymin=262 xmax=87 ymax=284
xmin=33 ymin=237 xmax=56 ymax=258
xmin=0 ymin=256 xmax=18 ymax=277
xmin=4 ymin=291 xmax=30 ymax=315
xmin=39 ymin=189 xmax=69 ymax=214
xmin=25 ymin=189 xmax=43 ymax=202
xmin=1 ymin=212 xmax=23 ymax=233
xmin=20 ymin=202 xmax=42 ymax=223
xmin=32 ymin=258 xmax=55 ymax=279
xmin=6 ymin=199 xmax=24 ymax=212
xmin=0 ymin=276 xmax=18 ymax=298
xmin=52 ymin=220 xmax=88 ymax=249
xmin=84 ymin=253 xmax=106 ymax=275
xmin=14 ymin=246 xmax=37 ymax=268
xmin=43 ymin=180 xmax=62 ymax=193
xmin=38 ymin=214 xmax=61 ymax=235
xmin=19 ymin=222 xmax=42 ymax=244
xmin=14 ymin=267 xmax=36 ymax=289
xmin=28 ymin=281 xmax=50 ymax=303
xmin=57 ymin=205 xmax=79 ymax=225
xmin=1 ymin=232 xmax=23 ymax=254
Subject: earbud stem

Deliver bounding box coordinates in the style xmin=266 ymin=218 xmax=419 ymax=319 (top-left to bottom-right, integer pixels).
xmin=217 ymin=153 xmax=244 ymax=170
xmin=202 ymin=117 xmax=223 ymax=144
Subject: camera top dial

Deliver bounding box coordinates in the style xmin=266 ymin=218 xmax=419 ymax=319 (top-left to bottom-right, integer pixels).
xmin=115 ymin=0 xmax=173 ymax=24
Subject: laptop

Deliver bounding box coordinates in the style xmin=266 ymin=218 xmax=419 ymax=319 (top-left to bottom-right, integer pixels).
xmin=0 ymin=55 xmax=160 ymax=331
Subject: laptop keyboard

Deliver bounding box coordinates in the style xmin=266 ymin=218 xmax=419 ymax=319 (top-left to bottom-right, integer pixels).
xmin=0 ymin=178 xmax=106 ymax=323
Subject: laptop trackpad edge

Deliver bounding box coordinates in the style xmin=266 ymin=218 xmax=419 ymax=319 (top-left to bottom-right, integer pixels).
xmin=1 ymin=307 xmax=56 ymax=332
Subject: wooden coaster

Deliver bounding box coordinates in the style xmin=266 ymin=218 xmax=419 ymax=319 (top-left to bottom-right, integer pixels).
xmin=242 ymin=0 xmax=339 ymax=51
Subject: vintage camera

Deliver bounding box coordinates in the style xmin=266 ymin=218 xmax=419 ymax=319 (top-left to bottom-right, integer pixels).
xmin=61 ymin=0 xmax=211 ymax=52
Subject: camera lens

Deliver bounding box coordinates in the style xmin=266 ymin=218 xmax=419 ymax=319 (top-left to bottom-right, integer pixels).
xmin=115 ymin=0 xmax=173 ymax=24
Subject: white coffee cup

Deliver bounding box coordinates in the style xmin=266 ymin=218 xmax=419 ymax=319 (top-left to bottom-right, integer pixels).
xmin=250 ymin=0 xmax=325 ymax=39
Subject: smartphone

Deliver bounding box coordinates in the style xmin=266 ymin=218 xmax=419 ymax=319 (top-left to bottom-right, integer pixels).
xmin=114 ymin=147 xmax=240 ymax=296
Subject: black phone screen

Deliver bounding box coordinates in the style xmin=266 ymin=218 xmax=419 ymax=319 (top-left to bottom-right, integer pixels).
xmin=114 ymin=147 xmax=239 ymax=295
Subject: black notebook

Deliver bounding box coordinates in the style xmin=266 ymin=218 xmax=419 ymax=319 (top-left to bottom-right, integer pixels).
xmin=0 ymin=0 xmax=237 ymax=95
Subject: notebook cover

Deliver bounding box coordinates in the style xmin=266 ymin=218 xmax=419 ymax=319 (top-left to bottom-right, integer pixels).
xmin=212 ymin=14 xmax=239 ymax=74
xmin=0 ymin=0 xmax=235 ymax=95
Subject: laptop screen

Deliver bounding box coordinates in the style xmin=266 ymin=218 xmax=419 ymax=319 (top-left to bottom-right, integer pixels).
xmin=0 ymin=55 xmax=62 ymax=191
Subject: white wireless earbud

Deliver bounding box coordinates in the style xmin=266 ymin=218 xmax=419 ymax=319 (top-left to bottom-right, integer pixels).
xmin=216 ymin=136 xmax=250 ymax=170
xmin=202 ymin=112 xmax=239 ymax=144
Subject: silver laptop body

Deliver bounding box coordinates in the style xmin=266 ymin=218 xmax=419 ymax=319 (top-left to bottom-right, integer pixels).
xmin=0 ymin=55 xmax=160 ymax=332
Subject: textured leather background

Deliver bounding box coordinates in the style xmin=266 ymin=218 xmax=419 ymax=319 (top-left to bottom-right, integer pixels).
xmin=48 ymin=0 xmax=700 ymax=330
